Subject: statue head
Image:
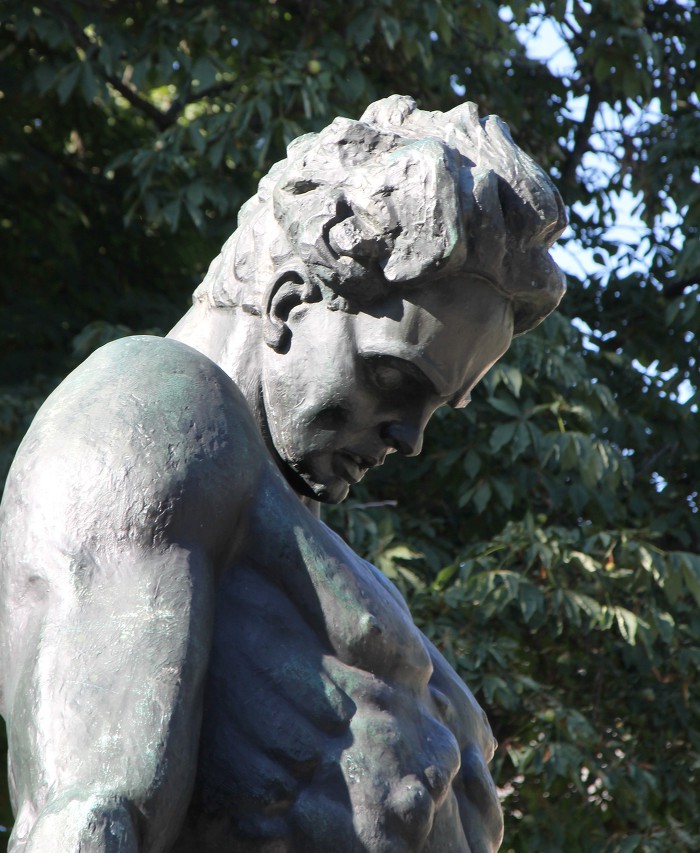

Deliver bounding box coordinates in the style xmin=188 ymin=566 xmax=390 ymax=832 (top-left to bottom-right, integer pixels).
xmin=195 ymin=94 xmax=566 ymax=333
xmin=190 ymin=96 xmax=567 ymax=503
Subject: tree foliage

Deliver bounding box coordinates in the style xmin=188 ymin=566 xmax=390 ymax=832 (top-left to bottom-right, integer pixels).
xmin=1 ymin=1 xmax=698 ymax=851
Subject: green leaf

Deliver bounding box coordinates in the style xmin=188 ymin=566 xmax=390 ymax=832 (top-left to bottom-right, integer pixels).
xmin=80 ymin=62 xmax=97 ymax=102
xmin=188 ymin=124 xmax=206 ymax=154
xmin=161 ymin=198 xmax=182 ymax=232
xmin=379 ymin=15 xmax=401 ymax=50
xmin=511 ymin=422 xmax=531 ymax=458
xmin=184 ymin=197 xmax=204 ymax=230
xmin=472 ymin=481 xmax=492 ymax=514
xmin=568 ymin=551 xmax=599 ymax=573
xmin=500 ymin=364 xmax=523 ymax=397
xmin=56 ymin=62 xmax=81 ymax=103
xmin=489 ymin=420 xmax=517 ymax=452
xmin=434 ymin=563 xmax=458 ymax=588
xmin=481 ymin=674 xmax=511 ymax=706
xmin=35 ymin=63 xmax=57 ymax=96
xmin=559 ymin=433 xmax=579 ymax=471
xmin=462 ymin=449 xmax=481 ymax=479
xmin=488 ymin=396 xmax=522 ymax=418
xmin=98 ymin=42 xmax=114 ymax=75
xmin=614 ymin=607 xmax=639 ymax=644
xmin=569 ymin=592 xmax=602 ymax=620
xmin=594 ymin=56 xmax=611 ymax=82
xmin=435 ymin=4 xmax=454 ymax=45
xmin=679 ymin=553 xmax=700 ymax=608
xmin=207 ymin=135 xmax=227 ymax=168
xmin=519 ymin=582 xmax=544 ymax=623
xmin=347 ymin=13 xmax=376 ymax=50
xmin=616 ymin=835 xmax=642 ymax=853
xmin=337 ymin=67 xmax=367 ymax=102
xmin=492 ymin=478 xmax=515 ymax=510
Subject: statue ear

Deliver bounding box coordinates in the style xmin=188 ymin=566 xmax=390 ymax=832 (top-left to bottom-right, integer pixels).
xmin=262 ymin=268 xmax=319 ymax=353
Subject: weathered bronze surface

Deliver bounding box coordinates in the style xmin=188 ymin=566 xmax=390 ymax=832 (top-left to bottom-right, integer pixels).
xmin=0 ymin=96 xmax=566 ymax=852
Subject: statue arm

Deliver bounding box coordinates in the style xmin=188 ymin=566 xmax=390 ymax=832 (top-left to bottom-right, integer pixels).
xmin=14 ymin=543 xmax=214 ymax=853
xmin=1 ymin=337 xmax=260 ymax=852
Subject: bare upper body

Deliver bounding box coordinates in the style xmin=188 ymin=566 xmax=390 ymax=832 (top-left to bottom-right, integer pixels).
xmin=0 ymin=336 xmax=502 ymax=853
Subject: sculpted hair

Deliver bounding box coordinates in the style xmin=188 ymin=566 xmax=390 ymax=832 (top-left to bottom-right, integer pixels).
xmin=194 ymin=95 xmax=567 ymax=335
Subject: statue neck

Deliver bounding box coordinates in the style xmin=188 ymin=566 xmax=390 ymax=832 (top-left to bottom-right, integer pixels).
xmin=167 ymin=301 xmax=321 ymax=518
xmin=168 ymin=301 xmax=260 ymax=400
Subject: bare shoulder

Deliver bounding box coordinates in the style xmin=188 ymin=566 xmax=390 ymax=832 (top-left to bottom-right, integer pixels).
xmin=0 ymin=337 xmax=243 ymax=834
xmin=29 ymin=334 xmax=257 ymax=450
xmin=2 ymin=336 xmax=263 ymax=569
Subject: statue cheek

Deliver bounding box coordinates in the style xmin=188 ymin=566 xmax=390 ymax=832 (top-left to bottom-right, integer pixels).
xmin=308 ymin=405 xmax=352 ymax=434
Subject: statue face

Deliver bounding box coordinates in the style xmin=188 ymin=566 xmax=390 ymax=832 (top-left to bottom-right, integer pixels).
xmin=261 ymin=275 xmax=513 ymax=503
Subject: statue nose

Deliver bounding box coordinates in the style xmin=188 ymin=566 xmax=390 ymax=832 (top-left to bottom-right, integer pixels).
xmin=381 ymin=421 xmax=424 ymax=457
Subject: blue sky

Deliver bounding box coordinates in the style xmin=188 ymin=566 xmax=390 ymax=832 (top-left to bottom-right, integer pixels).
xmin=502 ymin=4 xmax=696 ymax=410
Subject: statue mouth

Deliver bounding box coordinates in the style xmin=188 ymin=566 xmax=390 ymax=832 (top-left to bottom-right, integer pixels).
xmin=334 ymin=451 xmax=380 ymax=484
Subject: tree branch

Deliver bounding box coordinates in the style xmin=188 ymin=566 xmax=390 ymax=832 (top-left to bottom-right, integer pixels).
xmin=104 ymin=74 xmax=173 ymax=132
xmin=561 ymin=82 xmax=602 ymax=188
xmin=185 ymin=79 xmax=238 ymax=106
xmin=102 ymin=60 xmax=239 ymax=132
xmin=636 ymin=441 xmax=679 ymax=479
xmin=42 ymin=1 xmax=175 ymax=130
xmin=662 ymin=276 xmax=699 ymax=300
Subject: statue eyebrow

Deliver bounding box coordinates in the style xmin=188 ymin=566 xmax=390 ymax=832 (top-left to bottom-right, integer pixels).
xmin=384 ymin=357 xmax=476 ymax=410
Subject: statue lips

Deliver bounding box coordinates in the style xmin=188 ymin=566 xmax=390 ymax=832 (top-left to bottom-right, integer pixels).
xmin=333 ymin=451 xmax=380 ymax=484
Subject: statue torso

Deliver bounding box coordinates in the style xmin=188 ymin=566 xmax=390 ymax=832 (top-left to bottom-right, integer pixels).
xmin=0 ymin=337 xmax=498 ymax=853
xmin=179 ymin=503 xmax=473 ymax=852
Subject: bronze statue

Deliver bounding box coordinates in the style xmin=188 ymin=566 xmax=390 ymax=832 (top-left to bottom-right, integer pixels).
xmin=0 ymin=96 xmax=566 ymax=852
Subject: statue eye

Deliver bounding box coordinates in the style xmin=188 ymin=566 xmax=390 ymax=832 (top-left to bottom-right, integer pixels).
xmin=371 ymin=363 xmax=406 ymax=392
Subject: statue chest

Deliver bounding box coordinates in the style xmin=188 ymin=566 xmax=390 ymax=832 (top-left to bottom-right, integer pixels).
xmin=178 ymin=512 xmax=467 ymax=852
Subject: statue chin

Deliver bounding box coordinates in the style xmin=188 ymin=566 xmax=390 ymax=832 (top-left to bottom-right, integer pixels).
xmin=270 ymin=447 xmax=345 ymax=505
